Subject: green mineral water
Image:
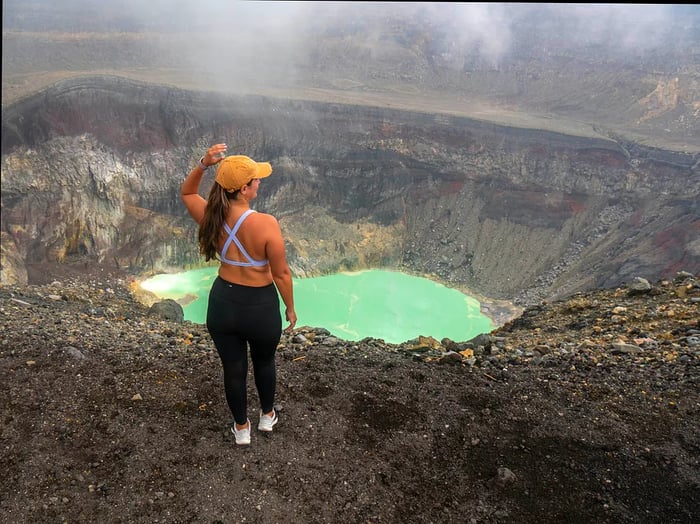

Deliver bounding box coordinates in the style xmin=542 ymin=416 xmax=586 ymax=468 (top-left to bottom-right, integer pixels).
xmin=140 ymin=268 xmax=493 ymax=344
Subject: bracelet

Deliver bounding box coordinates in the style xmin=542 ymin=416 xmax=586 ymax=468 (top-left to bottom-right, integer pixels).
xmin=197 ymin=156 xmax=208 ymax=170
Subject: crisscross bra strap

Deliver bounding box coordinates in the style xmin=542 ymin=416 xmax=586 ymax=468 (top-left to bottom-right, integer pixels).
xmin=220 ymin=209 xmax=269 ymax=267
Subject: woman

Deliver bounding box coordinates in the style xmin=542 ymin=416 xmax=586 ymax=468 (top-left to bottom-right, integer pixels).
xmin=181 ymin=143 xmax=296 ymax=446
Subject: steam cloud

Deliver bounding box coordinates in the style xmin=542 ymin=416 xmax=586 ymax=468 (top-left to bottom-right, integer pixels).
xmin=2 ymin=1 xmax=698 ymax=94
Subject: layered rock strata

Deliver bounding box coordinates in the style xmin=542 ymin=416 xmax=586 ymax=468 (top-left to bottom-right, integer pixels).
xmin=1 ymin=76 xmax=698 ymax=307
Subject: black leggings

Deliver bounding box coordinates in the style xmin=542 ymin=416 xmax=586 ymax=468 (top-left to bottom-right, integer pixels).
xmin=206 ymin=277 xmax=282 ymax=425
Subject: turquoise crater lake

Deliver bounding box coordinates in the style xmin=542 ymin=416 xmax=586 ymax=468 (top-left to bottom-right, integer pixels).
xmin=140 ymin=268 xmax=494 ymax=344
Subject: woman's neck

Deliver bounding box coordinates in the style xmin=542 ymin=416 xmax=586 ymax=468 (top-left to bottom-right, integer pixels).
xmin=231 ymin=197 xmax=250 ymax=209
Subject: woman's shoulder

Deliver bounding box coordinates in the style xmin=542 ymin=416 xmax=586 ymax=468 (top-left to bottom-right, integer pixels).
xmin=248 ymin=211 xmax=281 ymax=232
xmin=252 ymin=211 xmax=279 ymax=223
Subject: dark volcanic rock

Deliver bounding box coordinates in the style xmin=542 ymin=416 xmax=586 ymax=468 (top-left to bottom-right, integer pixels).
xmin=0 ymin=272 xmax=697 ymax=523
xmin=148 ymin=299 xmax=184 ymax=323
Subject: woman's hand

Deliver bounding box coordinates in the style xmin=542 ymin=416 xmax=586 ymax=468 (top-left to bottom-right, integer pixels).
xmin=284 ymin=308 xmax=297 ymax=333
xmin=202 ymin=143 xmax=228 ymax=167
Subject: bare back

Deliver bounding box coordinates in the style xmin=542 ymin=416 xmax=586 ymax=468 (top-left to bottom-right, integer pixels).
xmin=217 ymin=208 xmax=282 ymax=287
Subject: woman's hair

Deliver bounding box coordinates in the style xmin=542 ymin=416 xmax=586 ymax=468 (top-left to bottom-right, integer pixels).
xmin=198 ymin=182 xmax=246 ymax=261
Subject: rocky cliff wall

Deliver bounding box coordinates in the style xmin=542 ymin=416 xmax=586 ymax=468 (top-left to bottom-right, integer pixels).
xmin=2 ymin=76 xmax=698 ymax=305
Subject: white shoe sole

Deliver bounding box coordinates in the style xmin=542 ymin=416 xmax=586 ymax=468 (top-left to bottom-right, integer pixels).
xmin=231 ymin=420 xmax=251 ymax=445
xmin=258 ymin=411 xmax=278 ymax=432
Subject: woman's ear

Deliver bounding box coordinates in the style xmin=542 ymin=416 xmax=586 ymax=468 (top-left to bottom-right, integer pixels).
xmin=240 ymin=180 xmax=255 ymax=196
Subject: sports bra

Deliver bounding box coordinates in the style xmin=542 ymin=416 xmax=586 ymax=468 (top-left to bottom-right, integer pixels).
xmin=220 ymin=209 xmax=269 ymax=267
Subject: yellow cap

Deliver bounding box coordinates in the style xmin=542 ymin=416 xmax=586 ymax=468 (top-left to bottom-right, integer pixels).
xmin=214 ymin=155 xmax=272 ymax=192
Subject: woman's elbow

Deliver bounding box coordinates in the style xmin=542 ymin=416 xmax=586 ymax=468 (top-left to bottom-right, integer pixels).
xmin=271 ymin=264 xmax=291 ymax=280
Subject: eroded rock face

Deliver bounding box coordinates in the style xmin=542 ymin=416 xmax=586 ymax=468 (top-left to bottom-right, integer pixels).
xmin=1 ymin=76 xmax=698 ymax=303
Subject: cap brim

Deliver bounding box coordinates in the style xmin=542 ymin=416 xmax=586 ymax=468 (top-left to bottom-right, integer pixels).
xmin=255 ymin=162 xmax=272 ymax=179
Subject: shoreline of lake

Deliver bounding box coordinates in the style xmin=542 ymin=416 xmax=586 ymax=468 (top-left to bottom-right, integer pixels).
xmin=138 ymin=268 xmax=499 ymax=344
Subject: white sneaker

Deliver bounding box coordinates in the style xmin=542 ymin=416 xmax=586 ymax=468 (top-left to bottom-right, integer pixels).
xmin=258 ymin=409 xmax=278 ymax=432
xmin=231 ymin=419 xmax=251 ymax=445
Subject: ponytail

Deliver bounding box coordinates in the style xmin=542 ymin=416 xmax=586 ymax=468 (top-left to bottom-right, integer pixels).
xmin=198 ymin=183 xmax=237 ymax=261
